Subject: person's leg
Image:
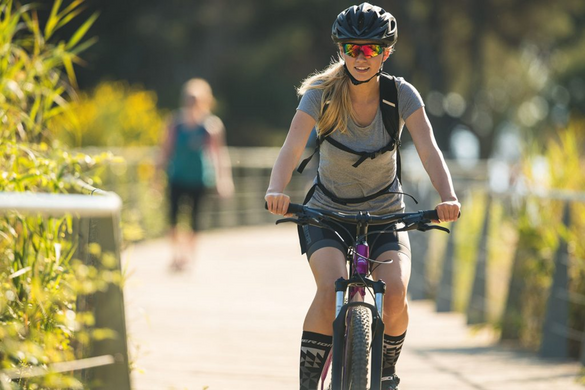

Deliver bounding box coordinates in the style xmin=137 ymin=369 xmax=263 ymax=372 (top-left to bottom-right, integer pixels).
xmin=299 ymin=247 xmax=347 ymax=390
xmin=371 ymin=231 xmax=411 ymax=388
xmin=305 ymin=247 xmax=348 ymax=333
xmin=168 ymin=183 xmax=183 ymax=269
xmin=185 ymin=186 xmax=205 ymax=265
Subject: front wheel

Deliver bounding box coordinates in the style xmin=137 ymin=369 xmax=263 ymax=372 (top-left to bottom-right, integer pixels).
xmin=345 ymin=305 xmax=371 ymax=389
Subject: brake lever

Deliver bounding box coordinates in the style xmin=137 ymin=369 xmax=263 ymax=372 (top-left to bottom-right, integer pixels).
xmin=417 ymin=224 xmax=451 ymax=233
xmin=275 ymin=215 xmax=322 ymax=227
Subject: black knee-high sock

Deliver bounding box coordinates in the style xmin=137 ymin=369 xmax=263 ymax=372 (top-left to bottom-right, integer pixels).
xmin=299 ymin=331 xmax=332 ymax=390
xmin=382 ymin=332 xmax=406 ymax=377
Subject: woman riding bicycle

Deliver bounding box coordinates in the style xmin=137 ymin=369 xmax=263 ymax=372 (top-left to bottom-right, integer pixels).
xmin=265 ymin=3 xmax=460 ymax=389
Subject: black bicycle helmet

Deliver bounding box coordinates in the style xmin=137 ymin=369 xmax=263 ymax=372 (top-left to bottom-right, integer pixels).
xmin=331 ymin=2 xmax=397 ymax=47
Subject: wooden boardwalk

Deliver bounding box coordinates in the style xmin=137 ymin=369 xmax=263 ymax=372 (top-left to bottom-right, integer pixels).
xmin=123 ymin=225 xmax=584 ymax=390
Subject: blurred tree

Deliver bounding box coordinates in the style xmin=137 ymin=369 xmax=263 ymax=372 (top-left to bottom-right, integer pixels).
xmin=48 ymin=0 xmax=585 ymax=154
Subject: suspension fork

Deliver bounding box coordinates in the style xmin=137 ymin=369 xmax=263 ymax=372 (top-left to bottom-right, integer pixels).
xmin=332 ymin=277 xmax=387 ymax=390
xmin=331 ymin=213 xmax=388 ymax=389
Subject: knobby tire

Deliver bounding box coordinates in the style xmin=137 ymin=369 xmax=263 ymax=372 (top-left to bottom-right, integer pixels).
xmin=346 ymin=305 xmax=371 ymax=390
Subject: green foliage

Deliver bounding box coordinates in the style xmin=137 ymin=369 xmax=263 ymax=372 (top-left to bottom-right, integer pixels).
xmin=0 ymin=0 xmax=123 ymax=387
xmin=98 ymin=148 xmax=167 ymax=242
xmin=443 ymin=122 xmax=585 ymax=355
xmin=51 ymin=81 xmax=167 ymax=148
xmin=48 ymin=81 xmax=168 ymax=244
xmin=62 ymin=1 xmax=585 ymax=150
xmin=500 ymin=122 xmax=585 ymax=352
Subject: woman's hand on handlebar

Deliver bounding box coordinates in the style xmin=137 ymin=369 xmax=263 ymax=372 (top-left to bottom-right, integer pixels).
xmin=265 ymin=192 xmax=291 ymax=216
xmin=435 ymin=200 xmax=461 ymax=223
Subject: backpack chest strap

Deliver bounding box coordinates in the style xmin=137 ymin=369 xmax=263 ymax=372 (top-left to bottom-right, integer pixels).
xmin=314 ymin=174 xmax=399 ymax=206
xmin=324 ymin=137 xmax=396 ymax=168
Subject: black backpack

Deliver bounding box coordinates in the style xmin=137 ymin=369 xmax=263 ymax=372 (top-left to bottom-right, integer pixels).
xmin=298 ymin=72 xmax=403 ymax=206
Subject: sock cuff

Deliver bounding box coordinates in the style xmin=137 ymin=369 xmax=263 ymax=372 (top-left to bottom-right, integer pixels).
xmin=383 ymin=331 xmax=406 ymax=343
xmin=301 ymin=330 xmax=333 ymax=346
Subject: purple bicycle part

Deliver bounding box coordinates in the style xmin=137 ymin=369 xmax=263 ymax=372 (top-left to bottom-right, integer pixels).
xmin=321 ymin=242 xmax=371 ymax=389
xmin=349 ymin=243 xmax=369 ymax=301
xmin=342 ymin=242 xmax=370 ymax=388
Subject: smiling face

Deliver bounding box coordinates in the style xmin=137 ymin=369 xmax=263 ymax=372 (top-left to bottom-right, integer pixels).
xmin=339 ymin=40 xmax=391 ymax=83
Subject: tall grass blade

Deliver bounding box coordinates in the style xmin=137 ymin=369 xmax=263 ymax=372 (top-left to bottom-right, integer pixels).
xmin=66 ymin=11 xmax=98 ymax=49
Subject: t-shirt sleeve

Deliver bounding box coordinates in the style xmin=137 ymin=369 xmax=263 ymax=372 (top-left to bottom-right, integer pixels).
xmin=396 ymin=77 xmax=424 ymax=121
xmin=296 ymin=88 xmax=323 ymax=121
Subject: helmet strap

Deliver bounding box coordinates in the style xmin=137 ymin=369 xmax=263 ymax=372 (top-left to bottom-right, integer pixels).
xmin=343 ymin=63 xmax=382 ymax=85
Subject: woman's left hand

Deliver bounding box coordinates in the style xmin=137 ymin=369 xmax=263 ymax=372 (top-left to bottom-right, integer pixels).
xmin=435 ymin=200 xmax=461 ymax=223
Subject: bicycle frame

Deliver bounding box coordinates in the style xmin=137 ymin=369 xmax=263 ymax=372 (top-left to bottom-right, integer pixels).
xmin=269 ymin=202 xmax=450 ymax=390
xmin=328 ymin=212 xmax=387 ymax=390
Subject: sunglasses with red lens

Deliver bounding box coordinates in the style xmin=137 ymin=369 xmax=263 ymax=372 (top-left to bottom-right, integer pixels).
xmin=341 ymin=43 xmax=386 ymax=58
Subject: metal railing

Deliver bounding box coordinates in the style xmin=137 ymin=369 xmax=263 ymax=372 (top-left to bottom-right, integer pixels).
xmin=0 ymin=181 xmax=131 ymax=390
xmin=425 ymin=186 xmax=585 ymax=364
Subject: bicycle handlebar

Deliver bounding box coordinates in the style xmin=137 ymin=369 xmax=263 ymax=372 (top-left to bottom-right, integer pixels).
xmin=285 ymin=202 xmax=438 ymax=224
xmin=266 ymin=202 xmax=452 ymax=233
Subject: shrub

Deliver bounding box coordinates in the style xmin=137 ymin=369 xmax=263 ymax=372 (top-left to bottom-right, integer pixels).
xmin=51 ymin=81 xmax=167 ymax=148
xmin=0 ymin=0 xmax=120 ymax=387
xmin=502 ymin=122 xmax=585 ymax=352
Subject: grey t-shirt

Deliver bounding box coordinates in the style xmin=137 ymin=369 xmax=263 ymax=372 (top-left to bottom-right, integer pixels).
xmin=297 ymin=76 xmax=424 ymax=214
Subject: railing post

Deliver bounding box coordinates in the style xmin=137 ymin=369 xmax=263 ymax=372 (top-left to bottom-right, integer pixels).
xmin=581 ymin=326 xmax=585 ymax=366
xmin=501 ymin=198 xmax=527 ymax=341
xmin=436 ymin=222 xmax=457 ymax=312
xmin=466 ymin=194 xmax=492 ymax=324
xmin=86 ymin=213 xmax=132 ymax=389
xmin=409 ymin=186 xmax=433 ymax=300
xmin=75 ymin=217 xmax=92 ymax=383
xmin=539 ymin=201 xmax=571 ymax=358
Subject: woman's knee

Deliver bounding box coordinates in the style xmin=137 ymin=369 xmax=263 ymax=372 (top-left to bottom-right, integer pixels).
xmin=383 ymin=295 xmax=409 ymax=325
xmin=384 ymin=287 xmax=408 ymax=311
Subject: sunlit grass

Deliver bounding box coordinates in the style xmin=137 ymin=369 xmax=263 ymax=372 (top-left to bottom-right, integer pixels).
xmin=0 ymin=0 xmax=126 ymax=387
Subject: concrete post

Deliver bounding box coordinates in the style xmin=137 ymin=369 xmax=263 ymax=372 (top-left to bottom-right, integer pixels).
xmin=86 ymin=214 xmax=132 ymax=390
xmin=467 ymin=194 xmax=492 ymax=324
xmin=436 ymin=222 xmax=456 ymax=312
xmin=409 ymin=187 xmax=433 ymax=300
xmin=539 ymin=201 xmax=570 ymax=358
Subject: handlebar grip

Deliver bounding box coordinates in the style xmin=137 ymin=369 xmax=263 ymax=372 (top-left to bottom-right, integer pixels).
xmin=264 ymin=201 xmax=305 ymax=215
xmin=422 ymin=209 xmax=439 ymax=220
xmin=421 ymin=209 xmax=461 ymax=221
xmin=286 ymin=203 xmax=304 ymax=214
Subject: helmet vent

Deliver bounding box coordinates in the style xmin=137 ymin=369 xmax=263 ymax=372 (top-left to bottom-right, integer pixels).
xmin=331 ymin=3 xmax=398 ymax=46
xmin=358 ymin=14 xmax=365 ymax=30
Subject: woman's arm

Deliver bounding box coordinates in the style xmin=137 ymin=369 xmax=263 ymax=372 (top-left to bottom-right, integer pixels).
xmin=265 ymin=110 xmax=316 ymax=215
xmin=406 ymin=107 xmax=461 ymax=222
xmin=157 ymin=118 xmax=177 ymax=170
xmin=207 ymin=118 xmax=234 ymax=198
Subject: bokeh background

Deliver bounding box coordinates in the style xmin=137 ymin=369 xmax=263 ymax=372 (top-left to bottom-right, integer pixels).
xmin=2 ymin=0 xmax=585 ymax=387
xmin=58 ymin=0 xmax=585 ymax=152
xmin=68 ymin=0 xmax=585 ymax=356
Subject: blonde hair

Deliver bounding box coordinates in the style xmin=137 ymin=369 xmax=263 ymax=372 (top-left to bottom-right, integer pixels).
xmin=181 ymin=78 xmax=216 ymax=113
xmin=297 ymin=56 xmax=354 ymax=137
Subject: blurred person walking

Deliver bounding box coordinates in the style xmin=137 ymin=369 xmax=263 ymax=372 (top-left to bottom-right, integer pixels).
xmin=159 ymin=78 xmax=234 ymax=271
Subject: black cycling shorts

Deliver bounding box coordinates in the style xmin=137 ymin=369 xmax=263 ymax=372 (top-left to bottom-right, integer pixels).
xmin=168 ymin=182 xmax=206 ymax=231
xmin=298 ymin=219 xmax=411 ymax=261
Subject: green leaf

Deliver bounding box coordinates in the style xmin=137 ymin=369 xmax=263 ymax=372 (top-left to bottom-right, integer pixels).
xmin=55 ymin=8 xmax=85 ymax=32
xmin=44 ymin=0 xmax=63 ymax=40
xmin=62 ymin=54 xmax=77 ymax=88
xmin=69 ymin=36 xmax=98 ymax=57
xmin=57 ymin=0 xmax=84 ymax=21
xmin=66 ymin=11 xmax=99 ymax=50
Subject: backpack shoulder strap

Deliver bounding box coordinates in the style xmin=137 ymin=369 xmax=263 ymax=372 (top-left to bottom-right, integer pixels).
xmin=297 ymin=97 xmax=333 ymax=174
xmin=379 ymin=72 xmax=402 ymax=182
xmin=379 ymin=73 xmax=399 ymax=143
